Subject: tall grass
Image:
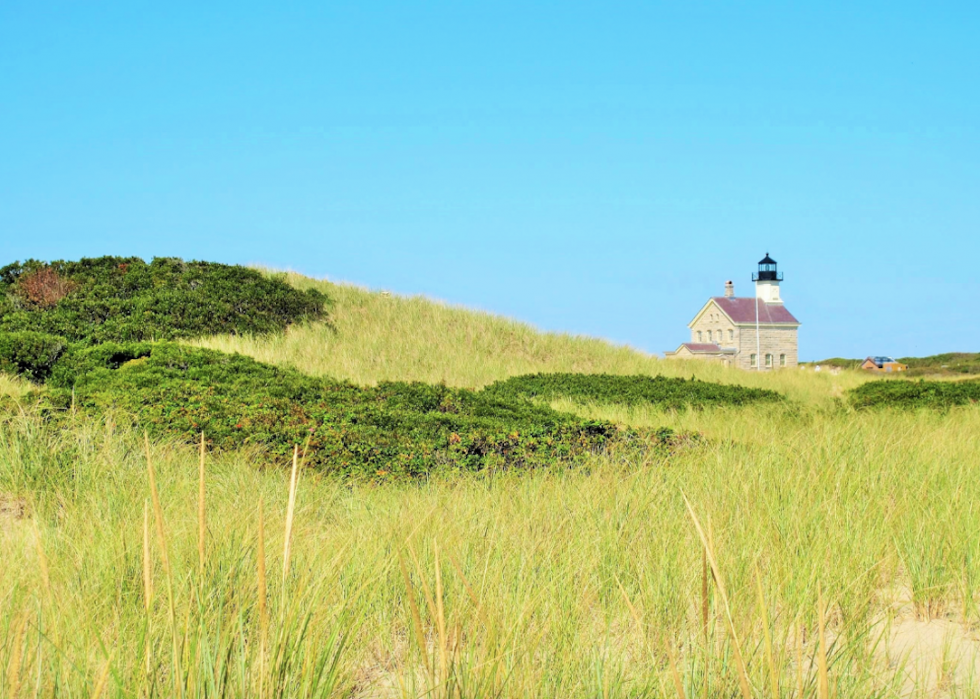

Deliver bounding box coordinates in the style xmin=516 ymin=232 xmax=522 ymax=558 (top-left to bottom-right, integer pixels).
xmin=1 ymin=273 xmax=978 ymax=696
xmin=191 ymin=273 xmax=871 ymax=405
xmin=2 ymin=400 xmax=979 ymax=696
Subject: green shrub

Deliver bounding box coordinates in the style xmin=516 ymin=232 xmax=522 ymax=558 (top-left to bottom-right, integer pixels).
xmin=0 ymin=258 xmax=696 ymax=478
xmin=482 ymin=372 xmax=782 ymax=410
xmin=0 ymin=331 xmax=70 ymax=382
xmin=0 ymin=256 xmax=327 ymax=344
xmin=44 ymin=343 xmax=678 ymax=479
xmin=849 ymin=379 xmax=980 ymax=410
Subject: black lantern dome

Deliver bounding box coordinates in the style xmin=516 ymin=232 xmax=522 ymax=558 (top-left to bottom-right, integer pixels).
xmin=752 ymin=253 xmax=783 ymax=282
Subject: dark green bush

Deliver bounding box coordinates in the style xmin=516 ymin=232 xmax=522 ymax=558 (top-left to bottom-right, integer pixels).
xmin=0 ymin=332 xmax=71 ymax=382
xmin=849 ymin=379 xmax=980 ymax=410
xmin=482 ymin=373 xmax=782 ymax=410
xmin=44 ymin=343 xmax=678 ymax=479
xmin=0 ymin=256 xmax=326 ymax=344
xmin=0 ymin=257 xmax=698 ymax=478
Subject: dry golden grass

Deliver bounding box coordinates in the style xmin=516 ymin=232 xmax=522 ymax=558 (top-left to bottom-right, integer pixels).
xmin=193 ymin=272 xmax=872 ymax=406
xmin=1 ymin=270 xmax=978 ymax=697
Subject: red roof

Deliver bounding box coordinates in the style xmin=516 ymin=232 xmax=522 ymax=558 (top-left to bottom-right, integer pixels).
xmin=710 ymin=297 xmax=799 ymax=324
xmin=680 ymin=343 xmax=723 ymax=353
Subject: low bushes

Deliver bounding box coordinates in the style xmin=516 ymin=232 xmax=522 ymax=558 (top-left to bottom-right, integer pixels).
xmin=43 ymin=343 xmax=675 ymax=479
xmin=0 ymin=258 xmax=701 ymax=477
xmin=0 ymin=256 xmax=327 ymax=344
xmin=0 ymin=331 xmax=70 ymax=383
xmin=483 ymin=372 xmax=782 ymax=410
xmin=849 ymin=379 xmax=980 ymax=410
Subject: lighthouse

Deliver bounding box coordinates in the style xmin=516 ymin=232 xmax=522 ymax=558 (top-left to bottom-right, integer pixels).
xmin=752 ymin=253 xmax=783 ymax=304
xmin=665 ymin=253 xmax=801 ymax=370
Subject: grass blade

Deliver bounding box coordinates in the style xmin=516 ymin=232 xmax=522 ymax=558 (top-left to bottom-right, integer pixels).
xmin=282 ymin=445 xmax=299 ymax=585
xmin=817 ymin=584 xmax=830 ymax=699
xmin=682 ymin=493 xmax=753 ymax=699
xmin=198 ymin=432 xmax=206 ymax=577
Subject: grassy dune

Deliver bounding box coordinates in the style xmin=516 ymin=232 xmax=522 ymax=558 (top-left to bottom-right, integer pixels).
xmin=2 ymin=274 xmax=978 ymax=698
xmin=193 ymin=273 xmax=869 ymax=406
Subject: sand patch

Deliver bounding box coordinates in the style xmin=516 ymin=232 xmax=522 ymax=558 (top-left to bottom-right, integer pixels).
xmin=0 ymin=493 xmax=29 ymax=531
xmin=885 ymin=616 xmax=980 ymax=696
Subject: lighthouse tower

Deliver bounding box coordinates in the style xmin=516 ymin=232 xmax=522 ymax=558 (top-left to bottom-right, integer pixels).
xmin=752 ymin=253 xmax=783 ymax=304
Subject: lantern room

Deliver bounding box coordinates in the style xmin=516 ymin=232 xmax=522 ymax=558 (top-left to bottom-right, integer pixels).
xmin=752 ymin=253 xmax=783 ymax=282
xmin=752 ymin=253 xmax=783 ymax=303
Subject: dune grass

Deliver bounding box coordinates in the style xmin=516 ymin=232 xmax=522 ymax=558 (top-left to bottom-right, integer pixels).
xmin=1 ymin=273 xmax=978 ymax=697
xmin=192 ymin=273 xmax=871 ymax=406
xmin=0 ymin=373 xmax=31 ymax=401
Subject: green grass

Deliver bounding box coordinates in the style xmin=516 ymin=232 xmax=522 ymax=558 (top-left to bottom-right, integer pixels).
xmin=811 ymin=353 xmax=980 ymax=377
xmin=193 ymin=273 xmax=871 ymax=406
xmin=900 ymin=353 xmax=980 ymax=377
xmin=1 ymin=270 xmax=979 ymax=697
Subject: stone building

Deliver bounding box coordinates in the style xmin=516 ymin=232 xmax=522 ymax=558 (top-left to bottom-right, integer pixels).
xmin=665 ymin=254 xmax=800 ymax=370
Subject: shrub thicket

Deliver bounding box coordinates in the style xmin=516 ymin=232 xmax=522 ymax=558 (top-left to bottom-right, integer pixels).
xmin=483 ymin=372 xmax=782 ymax=410
xmin=44 ymin=343 xmax=672 ymax=478
xmin=0 ymin=257 xmax=699 ymax=477
xmin=0 ymin=331 xmax=70 ymax=383
xmin=0 ymin=256 xmax=326 ymax=344
xmin=849 ymin=378 xmax=980 ymax=410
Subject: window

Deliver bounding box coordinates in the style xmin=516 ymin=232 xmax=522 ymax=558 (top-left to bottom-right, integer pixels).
xmin=765 ymin=354 xmax=773 ymax=368
xmin=697 ymin=331 xmax=703 ymax=342
xmin=728 ymin=329 xmax=734 ymax=342
xmin=750 ymin=354 xmax=757 ymax=368
xmin=707 ymin=330 xmax=713 ymax=342
xmin=780 ymin=354 xmax=786 ymax=367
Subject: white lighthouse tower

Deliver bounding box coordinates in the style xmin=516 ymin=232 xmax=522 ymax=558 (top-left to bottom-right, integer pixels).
xmin=753 ymin=253 xmax=783 ymax=303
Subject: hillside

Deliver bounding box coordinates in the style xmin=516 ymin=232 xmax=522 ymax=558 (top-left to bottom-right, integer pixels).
xmin=811 ymin=352 xmax=980 ymax=377
xmin=4 ymin=262 xmax=979 ymax=697
xmin=192 ymin=271 xmax=866 ymax=404
xmin=0 ymin=259 xmax=777 ymax=479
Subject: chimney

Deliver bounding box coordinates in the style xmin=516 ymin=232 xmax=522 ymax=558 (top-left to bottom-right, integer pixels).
xmin=724 ymin=280 xmax=734 ymax=298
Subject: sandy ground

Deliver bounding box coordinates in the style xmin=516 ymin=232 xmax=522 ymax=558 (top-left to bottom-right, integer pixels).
xmin=0 ymin=492 xmax=28 ymax=531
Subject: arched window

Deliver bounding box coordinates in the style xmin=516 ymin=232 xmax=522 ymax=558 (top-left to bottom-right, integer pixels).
xmin=750 ymin=354 xmax=757 ymax=368
xmin=765 ymin=353 xmax=773 ymax=368
xmin=707 ymin=330 xmax=713 ymax=342
xmin=728 ymin=329 xmax=734 ymax=342
xmin=697 ymin=331 xmax=703 ymax=342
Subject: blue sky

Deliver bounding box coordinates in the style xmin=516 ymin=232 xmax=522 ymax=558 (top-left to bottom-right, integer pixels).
xmin=2 ymin=2 xmax=978 ymax=360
